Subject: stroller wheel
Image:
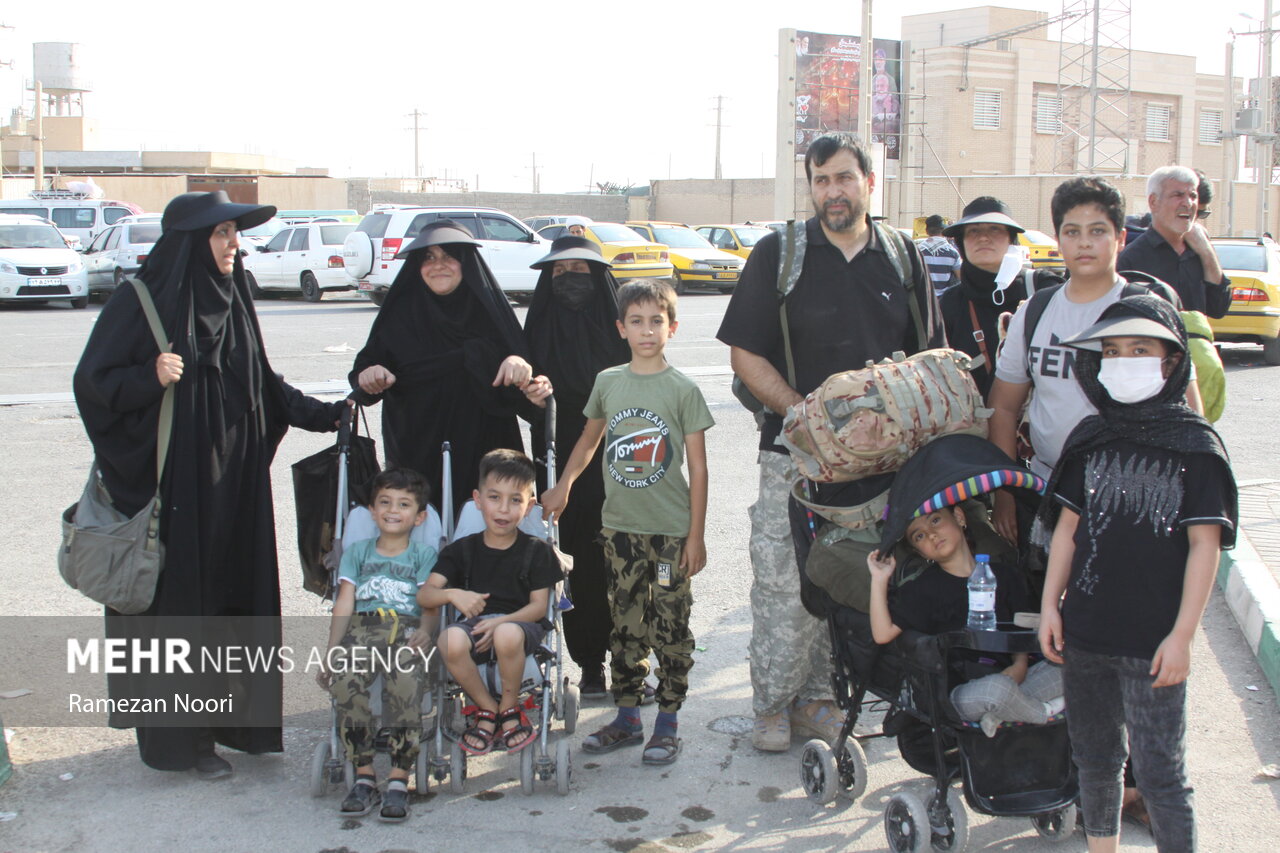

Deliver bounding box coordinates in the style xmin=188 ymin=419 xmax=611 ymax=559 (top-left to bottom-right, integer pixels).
xmin=449 ymin=746 xmax=467 ymax=794
xmin=1031 ymin=805 xmax=1077 ymax=842
xmin=563 ymin=684 xmax=580 ymax=735
xmin=416 ymin=745 xmax=431 ymax=794
xmin=884 ymin=792 xmax=929 ymax=852
xmin=555 ymin=738 xmax=571 ymax=796
xmin=308 ymin=739 xmax=331 ymax=798
xmin=836 ymin=738 xmax=869 ymax=801
xmin=520 ymin=741 xmax=536 ymax=796
xmin=799 ymin=739 xmax=839 ymax=805
xmin=926 ymin=788 xmax=969 ymax=853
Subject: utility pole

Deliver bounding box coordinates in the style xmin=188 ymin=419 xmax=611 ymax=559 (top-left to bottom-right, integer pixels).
xmin=1263 ymin=0 xmax=1274 ymax=236
xmin=407 ymin=109 xmax=424 ymax=179
xmin=531 ymin=152 xmax=539 ymax=193
xmin=859 ymin=0 xmax=874 ymax=146
xmin=0 ymin=23 xmax=14 ymax=184
xmin=33 ymin=80 xmax=43 ymax=192
xmin=713 ymin=95 xmax=724 ymax=180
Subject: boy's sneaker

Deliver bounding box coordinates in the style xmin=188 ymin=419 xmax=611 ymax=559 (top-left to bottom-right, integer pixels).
xmin=579 ymin=666 xmax=608 ymax=701
xmin=340 ymin=778 xmax=380 ymax=817
xmin=751 ymin=711 xmax=791 ymax=752
xmin=789 ymin=699 xmax=844 ymax=743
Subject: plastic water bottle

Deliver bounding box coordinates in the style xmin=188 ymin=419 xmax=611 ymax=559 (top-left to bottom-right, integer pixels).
xmin=967 ymin=553 xmax=997 ymax=631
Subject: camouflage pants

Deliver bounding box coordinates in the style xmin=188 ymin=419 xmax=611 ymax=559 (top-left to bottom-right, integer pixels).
xmin=748 ymin=450 xmax=834 ymax=717
xmin=329 ymin=614 xmax=426 ymax=770
xmin=601 ymin=529 xmax=694 ymax=714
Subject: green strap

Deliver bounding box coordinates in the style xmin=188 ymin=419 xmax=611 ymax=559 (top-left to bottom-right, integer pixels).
xmin=875 ymin=222 xmax=927 ymax=352
xmin=130 ymin=280 xmax=175 ymax=499
xmin=778 ymin=220 xmax=800 ymax=390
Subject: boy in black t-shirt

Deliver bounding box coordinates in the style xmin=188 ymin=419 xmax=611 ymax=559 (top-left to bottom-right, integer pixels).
xmin=1038 ymin=295 xmax=1237 ymax=853
xmin=418 ymin=450 xmax=563 ymax=756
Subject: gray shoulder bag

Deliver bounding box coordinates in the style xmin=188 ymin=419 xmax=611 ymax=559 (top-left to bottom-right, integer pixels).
xmin=57 ymin=280 xmax=175 ymax=614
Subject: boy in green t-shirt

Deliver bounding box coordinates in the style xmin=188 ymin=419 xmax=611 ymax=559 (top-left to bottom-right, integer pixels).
xmin=542 ymin=280 xmax=714 ymax=766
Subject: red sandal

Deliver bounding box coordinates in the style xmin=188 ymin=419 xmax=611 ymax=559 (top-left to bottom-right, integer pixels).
xmin=459 ymin=706 xmax=498 ymax=756
xmin=497 ymin=705 xmax=537 ymax=753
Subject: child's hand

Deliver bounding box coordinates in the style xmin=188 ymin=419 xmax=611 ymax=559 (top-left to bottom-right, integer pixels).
xmin=680 ymin=537 xmax=707 ymax=578
xmin=471 ymin=617 xmax=500 ymax=654
xmin=451 ymin=589 xmax=489 ymax=619
xmin=866 ymin=549 xmax=896 ymax=583
xmin=1150 ymin=633 xmax=1192 ymax=687
xmin=406 ymin=627 xmax=432 ymax=653
xmin=1038 ymin=606 xmax=1064 ymax=665
xmin=315 ymin=663 xmax=333 ymax=691
xmin=540 ymin=484 xmax=567 ymax=519
xmin=522 ymin=375 xmax=553 ymax=407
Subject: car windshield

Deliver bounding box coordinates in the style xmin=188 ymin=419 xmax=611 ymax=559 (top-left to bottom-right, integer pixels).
xmin=651 ymin=226 xmax=713 ymax=249
xmin=127 ymin=224 xmax=161 ymax=245
xmin=241 ymin=218 xmax=284 ymax=239
xmin=1214 ymin=243 xmax=1268 ymax=272
xmin=591 ymin=224 xmax=645 ymax=242
xmin=0 ymin=224 xmax=68 ymax=249
xmin=320 ymin=224 xmax=354 ymax=245
xmin=735 ymin=227 xmax=771 ymax=247
xmin=1022 ymin=229 xmax=1056 ymax=245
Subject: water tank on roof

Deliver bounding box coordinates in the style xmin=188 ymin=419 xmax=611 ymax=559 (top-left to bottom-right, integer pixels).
xmin=33 ymin=43 xmax=91 ymax=94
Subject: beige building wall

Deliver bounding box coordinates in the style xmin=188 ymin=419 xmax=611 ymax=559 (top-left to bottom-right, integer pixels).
xmin=258 ymin=176 xmax=349 ymax=211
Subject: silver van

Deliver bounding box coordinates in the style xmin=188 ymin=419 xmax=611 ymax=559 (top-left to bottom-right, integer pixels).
xmin=0 ymin=193 xmax=143 ymax=247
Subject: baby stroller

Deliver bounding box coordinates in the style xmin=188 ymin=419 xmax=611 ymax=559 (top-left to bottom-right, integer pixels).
xmin=796 ymin=435 xmax=1077 ymax=852
xmin=420 ymin=399 xmax=579 ymax=796
xmin=306 ymin=406 xmax=444 ymax=797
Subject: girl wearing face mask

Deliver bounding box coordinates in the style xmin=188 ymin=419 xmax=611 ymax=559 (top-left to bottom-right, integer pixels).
xmin=524 ymin=237 xmax=631 ymax=700
xmin=1036 ymin=294 xmax=1237 ymax=853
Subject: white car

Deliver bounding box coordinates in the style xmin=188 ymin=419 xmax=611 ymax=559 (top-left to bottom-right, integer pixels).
xmin=343 ymin=206 xmax=548 ymax=305
xmin=0 ymin=214 xmax=90 ymax=308
xmin=81 ymin=216 xmax=162 ymax=296
xmin=244 ymin=221 xmax=355 ymax=301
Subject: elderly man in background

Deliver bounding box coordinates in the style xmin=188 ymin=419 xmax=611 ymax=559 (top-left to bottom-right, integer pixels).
xmin=1117 ymin=165 xmax=1231 ymax=318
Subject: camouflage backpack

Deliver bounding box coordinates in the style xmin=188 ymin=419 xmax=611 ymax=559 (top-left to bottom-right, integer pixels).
xmin=779 ymin=348 xmax=991 ymax=484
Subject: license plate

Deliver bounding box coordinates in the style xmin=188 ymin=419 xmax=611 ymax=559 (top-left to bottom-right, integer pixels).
xmin=27 ymin=277 xmax=62 ymax=286
xmin=358 ymin=282 xmax=372 ymax=291
xmin=714 ymin=272 xmax=735 ymax=280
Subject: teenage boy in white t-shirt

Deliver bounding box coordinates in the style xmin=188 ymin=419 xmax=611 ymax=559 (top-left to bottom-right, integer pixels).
xmin=988 ymin=177 xmax=1202 ymax=544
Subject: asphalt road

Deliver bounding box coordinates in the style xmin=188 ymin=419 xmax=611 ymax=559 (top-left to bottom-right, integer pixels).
xmin=0 ymin=290 xmax=1277 ymax=853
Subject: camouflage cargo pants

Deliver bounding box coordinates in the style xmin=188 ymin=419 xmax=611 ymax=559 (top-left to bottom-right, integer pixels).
xmin=748 ymin=450 xmax=833 ymax=717
xmin=601 ymin=529 xmax=694 ymax=714
xmin=329 ymin=613 xmax=426 ymax=770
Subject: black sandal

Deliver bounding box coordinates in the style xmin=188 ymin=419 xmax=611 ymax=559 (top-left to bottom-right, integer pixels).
xmin=642 ymin=734 xmax=682 ymax=766
xmin=498 ymin=706 xmax=537 ymax=753
xmin=379 ymin=784 xmax=410 ymax=823
xmin=581 ymin=723 xmax=644 ymax=754
xmin=340 ymin=777 xmax=380 ymax=816
xmin=460 ymin=707 xmax=498 ymax=756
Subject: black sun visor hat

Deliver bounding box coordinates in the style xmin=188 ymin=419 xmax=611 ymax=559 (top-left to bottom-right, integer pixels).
xmin=532 ymin=235 xmax=611 ymax=269
xmin=161 ymin=191 xmax=276 ymax=233
xmin=1061 ymin=316 xmax=1185 ymax=353
xmin=394 ymin=220 xmax=481 ymax=259
xmin=942 ymin=197 xmax=1025 ymax=239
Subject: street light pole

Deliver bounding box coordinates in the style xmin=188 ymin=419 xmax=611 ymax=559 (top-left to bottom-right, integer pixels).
xmin=1263 ymin=0 xmax=1274 ymax=236
xmin=859 ymin=0 xmax=873 ymax=147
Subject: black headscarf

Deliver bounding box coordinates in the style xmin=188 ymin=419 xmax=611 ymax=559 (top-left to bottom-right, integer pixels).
xmin=525 ymin=260 xmax=629 ymax=400
xmin=1035 ymin=294 xmax=1236 ymax=547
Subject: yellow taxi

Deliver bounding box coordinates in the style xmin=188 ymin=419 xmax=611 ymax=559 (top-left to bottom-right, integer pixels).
xmin=625 ymin=221 xmax=744 ymax=293
xmin=694 ymin=224 xmax=774 ymax=261
xmin=536 ymin=222 xmax=674 ymax=283
xmin=1018 ymin=229 xmax=1064 ymax=270
xmin=1208 ymin=237 xmax=1280 ymax=365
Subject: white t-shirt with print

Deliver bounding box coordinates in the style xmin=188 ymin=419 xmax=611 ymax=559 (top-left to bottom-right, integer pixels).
xmin=994 ymin=279 xmax=1130 ymax=479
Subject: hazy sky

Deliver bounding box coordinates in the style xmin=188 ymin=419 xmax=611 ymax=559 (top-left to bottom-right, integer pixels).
xmin=0 ymin=0 xmax=1268 ymax=192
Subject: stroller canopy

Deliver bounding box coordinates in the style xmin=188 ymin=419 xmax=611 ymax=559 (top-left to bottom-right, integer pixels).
xmin=878 ymin=434 xmax=1045 ymax=553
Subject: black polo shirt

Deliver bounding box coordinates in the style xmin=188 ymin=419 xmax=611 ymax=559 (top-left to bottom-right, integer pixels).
xmin=1117 ymin=227 xmax=1231 ymax=318
xmin=717 ymin=216 xmax=944 ymax=453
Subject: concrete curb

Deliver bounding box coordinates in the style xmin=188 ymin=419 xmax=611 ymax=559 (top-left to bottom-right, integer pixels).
xmin=1217 ymin=530 xmax=1280 ymax=702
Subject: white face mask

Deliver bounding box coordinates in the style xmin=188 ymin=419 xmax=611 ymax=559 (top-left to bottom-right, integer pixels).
xmin=1098 ymin=356 xmax=1166 ymax=403
xmin=990 ymin=249 xmax=1024 ymax=306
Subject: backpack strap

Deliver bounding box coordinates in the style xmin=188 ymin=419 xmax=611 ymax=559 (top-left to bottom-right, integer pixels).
xmin=775 ymin=219 xmax=807 ymax=390
xmin=1021 ymin=282 xmax=1064 ymax=362
xmin=874 ymin=221 xmax=927 ymax=352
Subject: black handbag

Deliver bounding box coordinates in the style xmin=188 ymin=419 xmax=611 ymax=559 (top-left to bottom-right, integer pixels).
xmin=57 ymin=280 xmax=174 ymax=614
xmin=292 ymin=405 xmax=380 ymax=598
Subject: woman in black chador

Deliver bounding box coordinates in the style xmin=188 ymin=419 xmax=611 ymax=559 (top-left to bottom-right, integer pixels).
xmin=524 ymin=237 xmax=630 ymax=698
xmin=350 ymin=221 xmax=551 ymax=517
xmin=74 ymin=192 xmax=347 ymax=777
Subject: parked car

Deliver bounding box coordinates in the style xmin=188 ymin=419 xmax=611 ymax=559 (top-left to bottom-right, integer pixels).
xmin=536 ymin=221 xmax=674 ymax=282
xmin=0 ymin=193 xmax=142 ymax=247
xmin=694 ymin=223 xmax=772 ymax=261
xmin=343 ymin=206 xmax=548 ymax=305
xmin=0 ymin=214 xmax=90 ymax=309
xmin=523 ymin=214 xmax=579 ymax=232
xmin=81 ymin=216 xmax=161 ymax=296
xmin=625 ymin=221 xmax=744 ymax=293
xmin=240 ymin=216 xmax=287 ymax=251
xmin=1208 ymin=237 xmax=1280 ymax=365
xmin=245 ymin=221 xmax=355 ymax=301
xmin=1018 ymin=229 xmax=1064 ymax=270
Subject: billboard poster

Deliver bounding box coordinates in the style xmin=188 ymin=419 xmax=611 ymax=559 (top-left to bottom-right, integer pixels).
xmin=794 ymin=31 xmax=902 ymax=160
